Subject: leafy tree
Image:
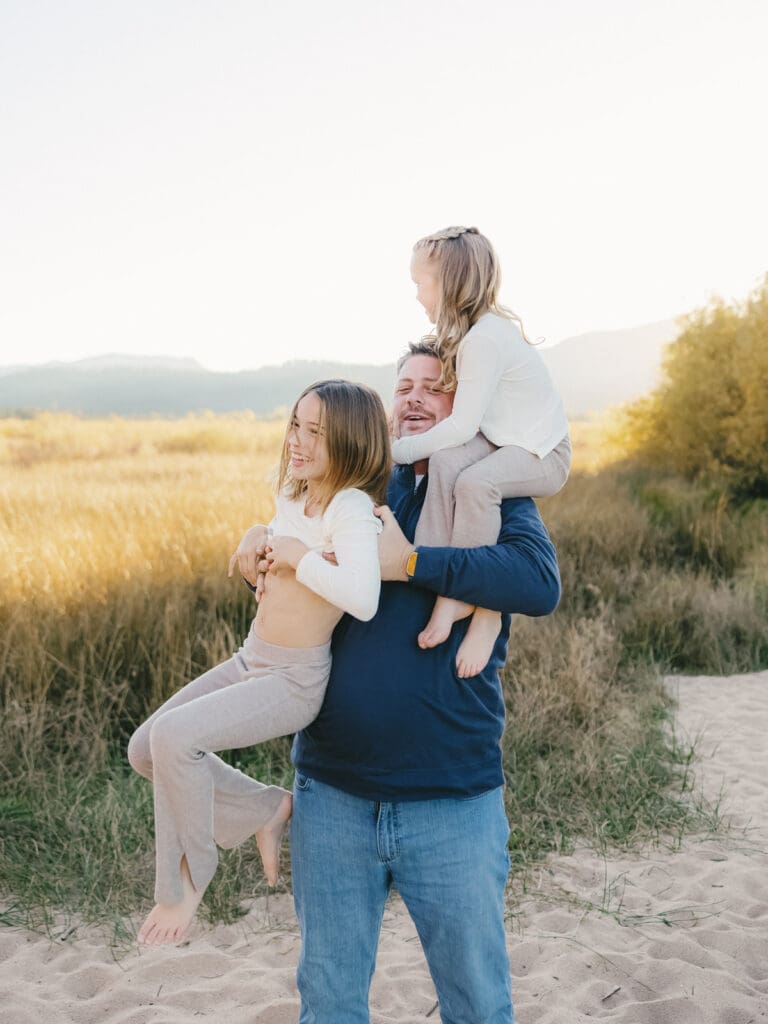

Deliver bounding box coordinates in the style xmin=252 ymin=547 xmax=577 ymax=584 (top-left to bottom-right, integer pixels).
xmin=615 ymin=276 xmax=768 ymax=496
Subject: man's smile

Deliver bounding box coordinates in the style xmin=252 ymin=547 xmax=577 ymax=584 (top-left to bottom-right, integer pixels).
xmin=400 ymin=409 xmax=434 ymax=431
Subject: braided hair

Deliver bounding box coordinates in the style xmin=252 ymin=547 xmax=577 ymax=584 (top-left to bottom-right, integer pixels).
xmin=412 ymin=226 xmax=529 ymax=392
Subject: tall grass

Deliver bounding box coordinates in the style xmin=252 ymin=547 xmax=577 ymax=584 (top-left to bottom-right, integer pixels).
xmin=1 ymin=416 xmax=766 ymax=934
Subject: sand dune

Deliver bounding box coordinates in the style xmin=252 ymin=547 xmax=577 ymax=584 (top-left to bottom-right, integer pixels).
xmin=1 ymin=671 xmax=766 ymax=1023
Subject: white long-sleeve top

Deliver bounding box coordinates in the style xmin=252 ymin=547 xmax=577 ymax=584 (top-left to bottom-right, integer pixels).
xmin=269 ymin=487 xmax=382 ymax=622
xmin=391 ymin=313 xmax=569 ymax=464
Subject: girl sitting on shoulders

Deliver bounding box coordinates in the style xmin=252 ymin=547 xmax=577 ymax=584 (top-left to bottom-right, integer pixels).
xmin=393 ymin=226 xmax=570 ymax=677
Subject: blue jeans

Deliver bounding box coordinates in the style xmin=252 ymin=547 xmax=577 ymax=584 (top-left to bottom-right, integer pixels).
xmin=290 ymin=773 xmax=513 ymax=1024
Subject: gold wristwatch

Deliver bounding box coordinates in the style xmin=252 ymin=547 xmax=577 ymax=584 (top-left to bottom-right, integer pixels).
xmin=405 ymin=550 xmax=418 ymax=579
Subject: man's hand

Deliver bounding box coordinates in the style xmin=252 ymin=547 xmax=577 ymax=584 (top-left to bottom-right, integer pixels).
xmin=228 ymin=524 xmax=270 ymax=586
xmin=375 ymin=505 xmax=415 ymax=582
xmin=319 ymin=507 xmax=415 ymax=581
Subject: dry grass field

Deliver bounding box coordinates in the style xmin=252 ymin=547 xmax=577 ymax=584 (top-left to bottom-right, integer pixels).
xmin=1 ymin=413 xmax=766 ymax=935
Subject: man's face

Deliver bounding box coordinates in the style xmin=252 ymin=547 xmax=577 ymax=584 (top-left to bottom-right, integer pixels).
xmin=392 ymin=354 xmax=454 ymax=439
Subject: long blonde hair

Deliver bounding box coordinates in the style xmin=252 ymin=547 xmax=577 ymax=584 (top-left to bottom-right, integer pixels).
xmin=278 ymin=379 xmax=391 ymax=511
xmin=412 ymin=225 xmax=529 ymax=392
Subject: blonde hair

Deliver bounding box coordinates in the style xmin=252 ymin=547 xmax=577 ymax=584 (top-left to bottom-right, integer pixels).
xmin=278 ymin=379 xmax=391 ymax=511
xmin=412 ymin=225 xmax=529 ymax=391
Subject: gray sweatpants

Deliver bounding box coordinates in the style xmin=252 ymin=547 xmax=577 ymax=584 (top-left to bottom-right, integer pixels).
xmin=414 ymin=433 xmax=572 ymax=548
xmin=127 ymin=635 xmax=331 ymax=905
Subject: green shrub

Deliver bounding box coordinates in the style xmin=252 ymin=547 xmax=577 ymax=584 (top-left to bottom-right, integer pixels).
xmin=613 ymin=277 xmax=768 ymax=497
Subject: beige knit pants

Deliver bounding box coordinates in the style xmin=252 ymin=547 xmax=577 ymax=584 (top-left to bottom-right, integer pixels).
xmin=414 ymin=433 xmax=572 ymax=548
xmin=127 ymin=635 xmax=331 ymax=905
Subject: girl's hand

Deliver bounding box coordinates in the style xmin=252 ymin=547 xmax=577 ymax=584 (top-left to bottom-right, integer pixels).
xmin=228 ymin=524 xmax=270 ymax=585
xmin=265 ymin=534 xmax=309 ymax=574
xmin=255 ymin=555 xmax=271 ymax=601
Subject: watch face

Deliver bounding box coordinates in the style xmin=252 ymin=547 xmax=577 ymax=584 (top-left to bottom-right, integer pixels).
xmin=407 ymin=551 xmax=417 ymax=576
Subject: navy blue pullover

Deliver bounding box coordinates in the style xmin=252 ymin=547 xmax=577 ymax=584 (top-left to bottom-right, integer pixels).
xmin=291 ymin=465 xmax=561 ymax=801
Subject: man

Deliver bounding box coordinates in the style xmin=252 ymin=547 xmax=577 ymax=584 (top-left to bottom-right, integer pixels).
xmin=287 ymin=342 xmax=561 ymax=1023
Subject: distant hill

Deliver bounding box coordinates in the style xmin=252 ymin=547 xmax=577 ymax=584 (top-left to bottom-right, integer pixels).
xmin=0 ymin=319 xmax=680 ymax=418
xmin=60 ymin=353 xmax=206 ymax=373
xmin=0 ymin=357 xmax=398 ymax=417
xmin=540 ymin=318 xmax=678 ymax=417
xmin=0 ymin=364 xmax=32 ymax=378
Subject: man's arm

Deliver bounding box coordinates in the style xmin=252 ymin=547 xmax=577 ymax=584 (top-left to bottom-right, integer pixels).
xmin=376 ymin=498 xmax=560 ymax=617
xmin=391 ymin=334 xmax=500 ymax=464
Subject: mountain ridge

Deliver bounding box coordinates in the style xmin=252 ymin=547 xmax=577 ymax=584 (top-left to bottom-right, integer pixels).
xmin=0 ymin=318 xmax=679 ymax=418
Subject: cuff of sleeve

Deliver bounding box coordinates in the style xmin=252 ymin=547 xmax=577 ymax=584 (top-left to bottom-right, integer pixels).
xmin=408 ymin=546 xmax=446 ymax=588
xmin=391 ymin=437 xmax=413 ymax=465
xmin=295 ymin=549 xmax=323 ymax=587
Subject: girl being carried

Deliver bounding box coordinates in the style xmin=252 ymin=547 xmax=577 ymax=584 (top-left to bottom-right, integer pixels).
xmin=393 ymin=226 xmax=570 ymax=677
xmin=128 ymin=379 xmax=390 ymax=945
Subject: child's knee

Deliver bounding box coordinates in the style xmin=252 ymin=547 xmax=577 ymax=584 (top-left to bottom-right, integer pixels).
xmin=148 ymin=712 xmax=190 ymax=764
xmin=127 ymin=725 xmax=153 ymax=778
xmin=539 ymin=458 xmax=569 ymax=497
xmin=556 ymin=453 xmax=571 ymax=489
xmin=454 ymin=468 xmax=499 ymax=507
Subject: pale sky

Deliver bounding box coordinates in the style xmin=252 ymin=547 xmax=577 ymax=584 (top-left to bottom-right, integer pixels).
xmin=2 ymin=0 xmax=766 ymax=371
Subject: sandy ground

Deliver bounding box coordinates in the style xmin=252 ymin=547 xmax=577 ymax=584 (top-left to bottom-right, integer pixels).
xmin=1 ymin=671 xmax=767 ymax=1023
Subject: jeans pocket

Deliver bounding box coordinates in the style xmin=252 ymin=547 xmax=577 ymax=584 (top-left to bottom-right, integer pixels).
xmin=293 ymin=769 xmax=313 ymax=792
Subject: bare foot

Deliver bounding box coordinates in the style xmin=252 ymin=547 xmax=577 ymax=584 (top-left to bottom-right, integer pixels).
xmin=138 ymin=856 xmax=202 ymax=946
xmin=417 ymin=596 xmax=474 ymax=650
xmin=456 ymin=608 xmax=502 ymax=679
xmin=256 ymin=792 xmax=292 ymax=886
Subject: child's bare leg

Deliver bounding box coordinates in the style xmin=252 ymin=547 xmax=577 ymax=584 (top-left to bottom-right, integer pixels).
xmin=138 ymin=855 xmax=203 ymax=946
xmin=255 ymin=791 xmax=293 ymax=886
xmin=418 ymin=596 xmax=474 ymax=649
xmin=138 ymin=791 xmax=291 ymax=946
xmin=456 ymin=608 xmax=502 ymax=679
